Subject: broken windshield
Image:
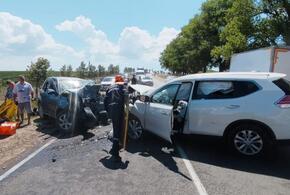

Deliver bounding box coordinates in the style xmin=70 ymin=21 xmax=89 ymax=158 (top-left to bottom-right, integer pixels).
xmin=59 ymin=79 xmax=91 ymax=92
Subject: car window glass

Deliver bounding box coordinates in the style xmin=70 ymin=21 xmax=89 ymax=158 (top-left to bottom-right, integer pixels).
xmin=152 ymin=84 xmax=179 ymax=105
xmin=197 ymin=81 xmax=233 ymax=97
xmin=193 ymin=81 xmax=259 ymax=99
xmin=48 ymin=80 xmax=58 ymax=92
xmin=59 ymin=79 xmax=89 ymax=92
xmin=176 ymin=83 xmax=193 ymax=101
xmin=233 ymin=81 xmax=259 ymax=97
xmin=273 ymin=78 xmax=290 ymax=95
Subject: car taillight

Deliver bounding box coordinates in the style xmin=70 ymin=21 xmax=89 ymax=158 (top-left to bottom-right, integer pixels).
xmin=276 ymin=95 xmax=290 ymax=108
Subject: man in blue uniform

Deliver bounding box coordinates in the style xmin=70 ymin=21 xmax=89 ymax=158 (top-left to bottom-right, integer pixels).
xmin=104 ymin=75 xmax=126 ymax=162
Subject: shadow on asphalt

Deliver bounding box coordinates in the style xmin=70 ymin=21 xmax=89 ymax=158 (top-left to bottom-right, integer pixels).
xmin=34 ymin=118 xmax=102 ymax=140
xmin=99 ymin=156 xmax=129 ymax=170
xmin=126 ymin=132 xmax=192 ymax=181
xmin=174 ymin=134 xmax=290 ymax=180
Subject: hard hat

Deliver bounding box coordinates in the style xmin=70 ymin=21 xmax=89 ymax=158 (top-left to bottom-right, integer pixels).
xmin=115 ymin=75 xmax=124 ymax=84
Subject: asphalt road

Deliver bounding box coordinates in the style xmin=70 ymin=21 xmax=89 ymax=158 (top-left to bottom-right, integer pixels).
xmin=0 ymin=125 xmax=198 ymax=195
xmin=1 ymin=76 xmax=290 ymax=195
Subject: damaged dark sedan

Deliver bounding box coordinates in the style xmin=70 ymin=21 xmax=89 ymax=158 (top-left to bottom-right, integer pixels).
xmin=38 ymin=77 xmax=108 ymax=133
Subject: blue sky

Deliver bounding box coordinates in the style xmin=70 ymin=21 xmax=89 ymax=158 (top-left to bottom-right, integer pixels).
xmin=0 ymin=0 xmax=205 ymax=71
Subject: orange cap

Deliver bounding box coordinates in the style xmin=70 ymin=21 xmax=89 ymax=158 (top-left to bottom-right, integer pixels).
xmin=115 ymin=75 xmax=124 ymax=83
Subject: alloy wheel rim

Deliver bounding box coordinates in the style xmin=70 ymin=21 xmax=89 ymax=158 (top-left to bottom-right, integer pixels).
xmin=128 ymin=119 xmax=142 ymax=139
xmin=234 ymin=130 xmax=263 ymax=155
xmin=58 ymin=114 xmax=72 ymax=130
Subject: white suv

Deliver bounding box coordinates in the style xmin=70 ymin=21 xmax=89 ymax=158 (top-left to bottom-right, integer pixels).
xmin=128 ymin=72 xmax=290 ymax=156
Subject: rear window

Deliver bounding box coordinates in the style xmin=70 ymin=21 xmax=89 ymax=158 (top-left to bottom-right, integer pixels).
xmin=273 ymin=79 xmax=290 ymax=95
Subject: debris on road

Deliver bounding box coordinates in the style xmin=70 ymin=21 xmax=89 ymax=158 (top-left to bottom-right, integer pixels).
xmin=0 ymin=117 xmax=57 ymax=170
xmin=0 ymin=122 xmax=19 ymax=136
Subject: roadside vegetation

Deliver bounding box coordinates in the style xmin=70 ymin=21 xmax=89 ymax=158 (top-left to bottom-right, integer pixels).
xmin=160 ymin=0 xmax=290 ymax=74
xmin=0 ymin=58 xmax=125 ymax=101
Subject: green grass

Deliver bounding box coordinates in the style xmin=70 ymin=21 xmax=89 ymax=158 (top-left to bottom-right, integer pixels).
xmin=0 ymin=71 xmax=26 ymax=84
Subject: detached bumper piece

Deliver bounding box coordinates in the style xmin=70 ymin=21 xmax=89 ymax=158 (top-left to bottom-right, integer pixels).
xmin=83 ymin=107 xmax=97 ymax=129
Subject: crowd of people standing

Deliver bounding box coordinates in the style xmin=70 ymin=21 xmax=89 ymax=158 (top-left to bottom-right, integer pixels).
xmin=0 ymin=75 xmax=34 ymax=125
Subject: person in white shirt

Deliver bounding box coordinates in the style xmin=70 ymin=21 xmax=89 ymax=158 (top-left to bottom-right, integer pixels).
xmin=13 ymin=75 xmax=34 ymax=125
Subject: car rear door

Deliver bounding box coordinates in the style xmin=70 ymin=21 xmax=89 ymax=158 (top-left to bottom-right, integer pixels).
xmin=144 ymin=84 xmax=180 ymax=142
xmin=188 ymin=80 xmax=260 ymax=136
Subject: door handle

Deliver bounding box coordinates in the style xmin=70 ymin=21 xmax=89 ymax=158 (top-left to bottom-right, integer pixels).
xmin=161 ymin=111 xmax=169 ymax=116
xmin=226 ymin=105 xmax=240 ymax=109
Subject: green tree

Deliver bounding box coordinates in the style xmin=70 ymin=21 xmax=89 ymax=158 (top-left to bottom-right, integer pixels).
xmin=98 ymin=65 xmax=106 ymax=77
xmin=124 ymin=67 xmax=134 ymax=73
xmin=87 ymin=62 xmax=97 ymax=78
xmin=76 ymin=61 xmax=87 ymax=78
xmin=66 ymin=65 xmax=73 ymax=77
xmin=161 ymin=0 xmax=233 ymax=73
xmin=211 ymin=0 xmax=256 ymax=69
xmin=113 ymin=65 xmax=120 ymax=74
xmin=60 ymin=65 xmax=67 ymax=76
xmin=259 ymin=0 xmax=290 ymax=45
xmin=26 ymin=57 xmax=50 ymax=95
xmin=107 ymin=64 xmax=114 ymax=75
xmin=160 ymin=0 xmax=290 ymax=73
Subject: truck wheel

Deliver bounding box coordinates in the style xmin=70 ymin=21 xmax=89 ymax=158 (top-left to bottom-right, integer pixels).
xmin=228 ymin=124 xmax=271 ymax=156
xmin=128 ymin=115 xmax=143 ymax=140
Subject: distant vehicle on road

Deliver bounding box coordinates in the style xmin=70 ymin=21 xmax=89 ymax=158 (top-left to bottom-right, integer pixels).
xmin=136 ymin=67 xmax=145 ymax=75
xmin=100 ymin=76 xmax=115 ymax=91
xmin=139 ymin=76 xmax=153 ymax=86
xmin=129 ymin=72 xmax=290 ymax=156
xmin=230 ymin=46 xmax=290 ymax=80
xmin=38 ymin=77 xmax=107 ymax=132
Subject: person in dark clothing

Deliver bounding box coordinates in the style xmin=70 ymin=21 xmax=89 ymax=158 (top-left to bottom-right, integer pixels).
xmin=104 ymin=75 xmax=126 ymax=162
xmin=131 ymin=74 xmax=137 ymax=85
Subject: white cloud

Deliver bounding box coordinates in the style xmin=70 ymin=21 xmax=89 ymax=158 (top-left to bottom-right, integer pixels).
xmin=56 ymin=16 xmax=179 ymax=69
xmin=0 ymin=12 xmax=83 ymax=70
xmin=56 ymin=16 xmax=118 ymax=56
xmin=0 ymin=13 xmax=179 ymax=71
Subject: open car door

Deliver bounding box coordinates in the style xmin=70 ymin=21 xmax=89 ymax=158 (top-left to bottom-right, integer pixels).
xmin=145 ymin=103 xmax=173 ymax=142
xmin=145 ymin=84 xmax=180 ymax=143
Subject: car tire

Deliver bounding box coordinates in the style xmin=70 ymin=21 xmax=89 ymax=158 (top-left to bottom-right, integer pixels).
xmin=128 ymin=115 xmax=143 ymax=140
xmin=57 ymin=111 xmax=74 ymax=134
xmin=228 ymin=124 xmax=272 ymax=156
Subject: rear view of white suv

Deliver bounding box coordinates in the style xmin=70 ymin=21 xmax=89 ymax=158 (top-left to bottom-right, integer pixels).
xmin=128 ymin=72 xmax=290 ymax=156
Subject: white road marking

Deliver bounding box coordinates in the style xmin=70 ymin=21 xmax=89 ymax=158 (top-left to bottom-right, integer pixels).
xmin=176 ymin=145 xmax=208 ymax=195
xmin=0 ymin=139 xmax=56 ymax=182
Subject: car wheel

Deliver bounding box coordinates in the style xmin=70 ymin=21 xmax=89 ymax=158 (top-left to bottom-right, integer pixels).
xmin=57 ymin=111 xmax=73 ymax=133
xmin=228 ymin=124 xmax=271 ymax=156
xmin=128 ymin=115 xmax=143 ymax=140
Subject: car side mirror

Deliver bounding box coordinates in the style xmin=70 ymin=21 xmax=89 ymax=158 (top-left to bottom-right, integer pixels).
xmin=139 ymin=95 xmax=150 ymax=102
xmin=47 ymin=89 xmax=57 ymax=95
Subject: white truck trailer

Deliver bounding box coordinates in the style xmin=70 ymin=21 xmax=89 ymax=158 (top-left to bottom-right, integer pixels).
xmin=230 ymin=47 xmax=290 ymax=80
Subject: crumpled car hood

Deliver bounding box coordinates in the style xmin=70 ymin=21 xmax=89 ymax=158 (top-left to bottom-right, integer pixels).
xmin=128 ymin=84 xmax=153 ymax=95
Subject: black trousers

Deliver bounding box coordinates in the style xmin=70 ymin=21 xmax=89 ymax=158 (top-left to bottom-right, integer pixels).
xmin=110 ymin=105 xmax=124 ymax=157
